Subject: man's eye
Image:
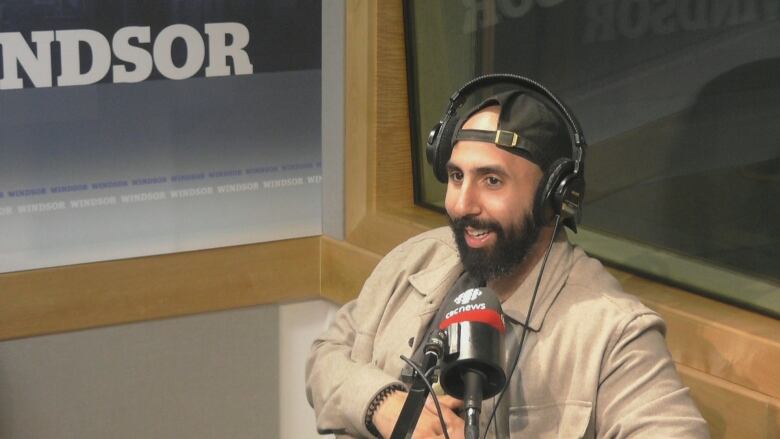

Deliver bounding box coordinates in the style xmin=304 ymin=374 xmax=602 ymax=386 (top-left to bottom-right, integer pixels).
xmin=486 ymin=176 xmax=501 ymax=186
xmin=449 ymin=171 xmax=463 ymax=182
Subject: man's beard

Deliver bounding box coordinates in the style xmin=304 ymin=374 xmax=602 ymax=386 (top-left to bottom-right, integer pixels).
xmin=449 ymin=204 xmax=543 ymax=284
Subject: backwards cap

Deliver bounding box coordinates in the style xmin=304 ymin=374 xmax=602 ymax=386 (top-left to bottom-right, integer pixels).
xmin=453 ymin=90 xmax=571 ymax=171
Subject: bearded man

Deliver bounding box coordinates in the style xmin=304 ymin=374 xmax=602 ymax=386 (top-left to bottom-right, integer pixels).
xmin=306 ymin=83 xmax=708 ymax=438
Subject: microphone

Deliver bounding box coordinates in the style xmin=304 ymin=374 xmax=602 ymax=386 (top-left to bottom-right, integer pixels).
xmin=438 ymin=286 xmax=506 ymax=439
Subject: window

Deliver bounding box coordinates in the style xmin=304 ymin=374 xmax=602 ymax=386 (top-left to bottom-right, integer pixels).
xmin=405 ymin=0 xmax=779 ymax=317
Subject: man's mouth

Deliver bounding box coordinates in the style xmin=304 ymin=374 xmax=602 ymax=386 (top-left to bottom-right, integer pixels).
xmin=466 ymin=227 xmax=489 ymax=238
xmin=464 ymin=226 xmax=494 ymax=247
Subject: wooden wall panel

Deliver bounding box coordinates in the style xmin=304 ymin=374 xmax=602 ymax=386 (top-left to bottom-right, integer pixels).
xmin=621 ymin=270 xmax=780 ymax=400
xmin=345 ymin=0 xmax=375 ymax=234
xmin=0 ymin=237 xmax=320 ymax=341
xmin=375 ymin=1 xmax=415 ymax=209
xmin=680 ymin=364 xmax=780 ymax=439
xmin=321 ymin=236 xmax=382 ymax=304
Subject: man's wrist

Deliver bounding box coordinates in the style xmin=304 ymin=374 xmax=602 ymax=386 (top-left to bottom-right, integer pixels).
xmin=364 ymin=383 xmax=406 ymax=438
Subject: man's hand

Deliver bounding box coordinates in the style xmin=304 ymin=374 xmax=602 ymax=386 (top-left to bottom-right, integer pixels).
xmin=372 ymin=391 xmax=465 ymax=439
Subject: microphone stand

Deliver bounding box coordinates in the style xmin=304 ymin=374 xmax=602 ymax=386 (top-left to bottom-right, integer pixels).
xmin=462 ymin=370 xmax=485 ymax=439
xmin=390 ymin=352 xmax=439 ymax=439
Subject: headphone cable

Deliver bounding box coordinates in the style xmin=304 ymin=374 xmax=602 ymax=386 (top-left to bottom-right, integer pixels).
xmin=482 ymin=214 xmax=562 ymax=439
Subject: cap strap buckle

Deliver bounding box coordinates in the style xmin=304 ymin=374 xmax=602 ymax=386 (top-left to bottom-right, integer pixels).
xmin=494 ymin=130 xmax=519 ymax=147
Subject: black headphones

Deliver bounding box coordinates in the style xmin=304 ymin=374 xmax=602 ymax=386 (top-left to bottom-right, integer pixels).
xmin=426 ymin=74 xmax=586 ymax=232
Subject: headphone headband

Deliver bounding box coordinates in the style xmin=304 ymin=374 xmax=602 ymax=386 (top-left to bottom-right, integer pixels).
xmin=448 ymin=74 xmax=586 ymax=169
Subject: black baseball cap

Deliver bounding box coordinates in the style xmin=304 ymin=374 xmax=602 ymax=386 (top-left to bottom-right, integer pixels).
xmin=453 ymin=90 xmax=572 ymax=171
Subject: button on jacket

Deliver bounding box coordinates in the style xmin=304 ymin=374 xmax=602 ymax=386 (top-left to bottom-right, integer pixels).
xmin=306 ymin=227 xmax=709 ymax=438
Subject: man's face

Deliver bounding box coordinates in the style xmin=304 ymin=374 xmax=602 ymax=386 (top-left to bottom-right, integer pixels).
xmin=444 ymin=107 xmax=544 ymax=282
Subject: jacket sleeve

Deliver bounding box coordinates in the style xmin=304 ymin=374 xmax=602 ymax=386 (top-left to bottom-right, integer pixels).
xmin=305 ymin=245 xmax=411 ymax=437
xmin=596 ymin=313 xmax=710 ymax=438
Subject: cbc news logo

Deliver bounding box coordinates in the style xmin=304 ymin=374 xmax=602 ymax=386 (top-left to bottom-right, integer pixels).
xmin=454 ymin=288 xmax=483 ymax=305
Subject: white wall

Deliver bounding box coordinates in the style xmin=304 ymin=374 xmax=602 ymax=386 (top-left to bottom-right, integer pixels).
xmin=279 ymin=300 xmax=339 ymax=439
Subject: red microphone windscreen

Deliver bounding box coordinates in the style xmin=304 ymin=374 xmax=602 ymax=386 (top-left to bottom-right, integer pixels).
xmin=438 ymin=287 xmax=505 ymax=333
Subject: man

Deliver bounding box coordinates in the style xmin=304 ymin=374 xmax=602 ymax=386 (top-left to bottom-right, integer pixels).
xmin=306 ymin=86 xmax=708 ymax=438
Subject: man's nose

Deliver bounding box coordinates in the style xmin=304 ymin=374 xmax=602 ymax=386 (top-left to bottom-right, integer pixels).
xmin=451 ymin=182 xmax=481 ymax=217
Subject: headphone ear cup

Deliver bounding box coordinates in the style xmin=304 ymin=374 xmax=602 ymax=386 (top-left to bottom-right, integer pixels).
xmin=542 ymin=158 xmax=584 ymax=231
xmin=428 ymin=115 xmax=460 ymax=183
xmin=426 ymin=121 xmax=442 ymax=169
xmin=555 ymin=171 xmax=584 ymax=232
xmin=542 ymin=158 xmax=573 ymax=212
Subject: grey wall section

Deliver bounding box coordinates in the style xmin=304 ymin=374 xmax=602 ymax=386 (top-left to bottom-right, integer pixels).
xmin=0 ymin=306 xmax=279 ymax=439
xmin=322 ymin=0 xmax=346 ymax=240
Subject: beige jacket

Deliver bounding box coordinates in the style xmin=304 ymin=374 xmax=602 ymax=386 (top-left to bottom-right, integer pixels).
xmin=306 ymin=227 xmax=708 ymax=438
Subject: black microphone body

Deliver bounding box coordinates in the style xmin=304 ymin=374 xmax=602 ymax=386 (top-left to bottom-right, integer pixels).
xmin=437 ymin=287 xmax=507 ymax=439
xmin=439 ymin=321 xmax=505 ymax=399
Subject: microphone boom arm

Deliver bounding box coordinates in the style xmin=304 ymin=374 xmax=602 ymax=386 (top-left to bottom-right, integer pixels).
xmin=390 ymin=352 xmax=441 ymax=439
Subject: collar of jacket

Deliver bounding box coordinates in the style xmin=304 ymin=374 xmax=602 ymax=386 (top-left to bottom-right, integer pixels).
xmin=500 ymin=234 xmax=574 ymax=331
xmin=407 ymin=233 xmax=574 ymax=332
xmin=408 ymin=251 xmax=464 ymax=317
